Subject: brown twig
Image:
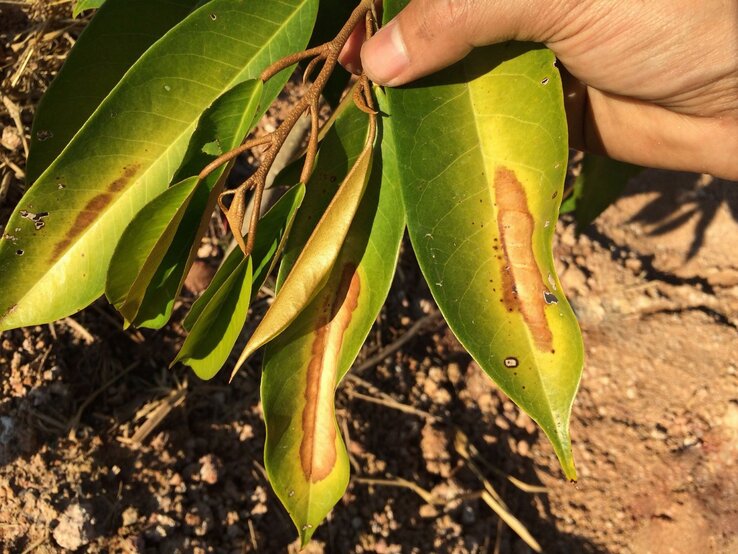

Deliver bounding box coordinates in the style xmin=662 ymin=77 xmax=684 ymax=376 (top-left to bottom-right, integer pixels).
xmin=199 ymin=0 xmax=376 ymax=256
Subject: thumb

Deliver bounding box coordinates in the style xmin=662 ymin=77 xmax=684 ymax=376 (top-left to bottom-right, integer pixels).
xmin=361 ymin=0 xmax=572 ymax=86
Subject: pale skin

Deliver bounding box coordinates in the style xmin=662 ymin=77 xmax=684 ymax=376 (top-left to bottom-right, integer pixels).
xmin=339 ymin=0 xmax=738 ymax=180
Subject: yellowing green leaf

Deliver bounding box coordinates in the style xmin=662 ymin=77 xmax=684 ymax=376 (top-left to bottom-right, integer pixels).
xmin=276 ymin=89 xmax=373 ymax=287
xmin=106 ymin=175 xmax=200 ymax=325
xmin=230 ymin=107 xmax=376 ymax=378
xmin=385 ymin=33 xmax=583 ymax=479
xmin=106 ymin=79 xmax=263 ymax=328
xmin=262 ymin=97 xmax=405 ymax=544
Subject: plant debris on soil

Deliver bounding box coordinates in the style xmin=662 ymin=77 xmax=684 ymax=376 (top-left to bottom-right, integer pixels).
xmin=1 ymin=3 xmax=737 ymax=553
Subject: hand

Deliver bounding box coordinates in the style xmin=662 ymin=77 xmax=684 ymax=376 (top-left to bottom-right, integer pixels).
xmin=339 ymin=0 xmax=738 ymax=180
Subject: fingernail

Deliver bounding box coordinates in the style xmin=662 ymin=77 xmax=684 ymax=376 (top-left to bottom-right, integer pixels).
xmin=361 ymin=19 xmax=409 ymax=86
xmin=343 ymin=60 xmax=359 ymax=75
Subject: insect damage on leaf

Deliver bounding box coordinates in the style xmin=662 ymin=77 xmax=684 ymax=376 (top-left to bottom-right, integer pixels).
xmin=496 ymin=166 xmax=553 ymax=352
xmin=301 ymin=263 xmax=360 ymax=482
xmin=49 ymin=163 xmax=141 ymax=262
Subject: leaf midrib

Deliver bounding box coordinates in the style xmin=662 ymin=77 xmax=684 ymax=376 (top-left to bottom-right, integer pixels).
xmin=460 ymin=57 xmax=560 ymax=429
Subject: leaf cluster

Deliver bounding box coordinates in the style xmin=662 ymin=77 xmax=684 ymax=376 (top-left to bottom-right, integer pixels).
xmin=0 ymin=0 xmax=644 ymax=544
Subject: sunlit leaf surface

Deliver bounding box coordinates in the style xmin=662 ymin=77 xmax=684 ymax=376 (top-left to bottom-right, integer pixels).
xmin=385 ymin=0 xmax=583 ymax=479
xmin=0 ymin=0 xmax=318 ymax=330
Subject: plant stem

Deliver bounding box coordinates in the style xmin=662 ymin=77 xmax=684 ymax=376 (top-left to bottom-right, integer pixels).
xmin=202 ymin=0 xmax=376 ymax=257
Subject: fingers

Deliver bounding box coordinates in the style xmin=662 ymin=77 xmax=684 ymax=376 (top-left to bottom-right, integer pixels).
xmin=337 ymin=21 xmax=366 ymax=75
xmin=360 ymin=0 xmax=572 ymax=86
xmin=583 ymin=90 xmax=738 ymax=180
xmin=338 ymin=0 xmax=382 ymax=74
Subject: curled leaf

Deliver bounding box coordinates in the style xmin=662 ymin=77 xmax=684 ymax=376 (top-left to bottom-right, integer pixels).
xmin=230 ymin=105 xmax=376 ymax=379
xmin=262 ymin=98 xmax=405 ymax=543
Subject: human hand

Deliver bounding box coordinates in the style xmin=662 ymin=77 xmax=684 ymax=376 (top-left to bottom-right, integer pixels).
xmin=339 ymin=0 xmax=738 ymax=180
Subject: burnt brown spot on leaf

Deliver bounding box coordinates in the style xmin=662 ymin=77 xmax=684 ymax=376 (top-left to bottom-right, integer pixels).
xmin=300 ymin=263 xmax=361 ymax=483
xmin=0 ymin=304 xmax=18 ymax=324
xmin=48 ymin=164 xmax=140 ymax=262
xmin=496 ymin=167 xmax=553 ymax=351
xmin=109 ymin=165 xmax=140 ymax=192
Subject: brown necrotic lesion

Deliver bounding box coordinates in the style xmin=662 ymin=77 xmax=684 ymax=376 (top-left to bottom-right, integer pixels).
xmin=300 ymin=263 xmax=361 ymax=482
xmin=495 ymin=167 xmax=553 ymax=352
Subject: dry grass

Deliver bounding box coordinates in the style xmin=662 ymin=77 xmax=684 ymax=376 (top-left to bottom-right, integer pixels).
xmin=0 ymin=0 xmax=88 ymax=224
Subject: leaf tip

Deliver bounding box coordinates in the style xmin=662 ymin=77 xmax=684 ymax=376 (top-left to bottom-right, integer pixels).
xmin=298 ymin=525 xmax=316 ymax=549
xmin=551 ymin=433 xmax=578 ymax=482
xmin=229 ymin=344 xmax=253 ymax=382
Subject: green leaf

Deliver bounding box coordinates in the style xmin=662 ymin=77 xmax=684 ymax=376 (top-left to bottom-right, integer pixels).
xmin=106 ymin=79 xmax=263 ymax=328
xmin=0 ymin=0 xmax=318 ymax=331
xmin=31 ymin=0 xmax=202 ymax=182
xmin=183 ymin=182 xmax=306 ymax=332
xmin=231 ymin=102 xmax=375 ymax=378
xmin=173 ymin=257 xmax=253 ymax=380
xmin=261 ymin=95 xmax=405 ymax=544
xmin=385 ymin=36 xmax=583 ymax=478
xmin=73 ymin=0 xmax=106 ymax=17
xmin=106 ymin=175 xmax=200 ymax=325
xmin=560 ymin=154 xmax=641 ymax=231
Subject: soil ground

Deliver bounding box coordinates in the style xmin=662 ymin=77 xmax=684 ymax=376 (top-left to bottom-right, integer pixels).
xmin=1 ymin=3 xmax=737 ymax=553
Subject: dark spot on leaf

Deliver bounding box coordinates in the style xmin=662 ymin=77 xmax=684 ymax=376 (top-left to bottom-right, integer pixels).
xmin=544 ymin=291 xmax=558 ymax=305
xmin=48 ymin=164 xmax=140 ymax=262
xmin=109 ymin=164 xmax=140 ymax=193
xmin=15 ymin=249 xmax=23 ymax=256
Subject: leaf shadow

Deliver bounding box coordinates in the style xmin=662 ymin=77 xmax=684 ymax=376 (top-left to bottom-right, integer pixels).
xmin=617 ymin=170 xmax=738 ymax=261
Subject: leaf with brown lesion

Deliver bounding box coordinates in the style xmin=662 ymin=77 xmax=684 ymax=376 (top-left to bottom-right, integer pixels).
xmin=49 ymin=164 xmax=141 ymax=263
xmin=386 ymin=39 xmax=583 ymax=480
xmin=496 ymin=166 xmax=553 ymax=352
xmin=261 ymin=93 xmax=405 ymax=545
xmin=230 ymin=104 xmax=376 ymax=379
xmin=300 ymin=264 xmax=360 ymax=483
